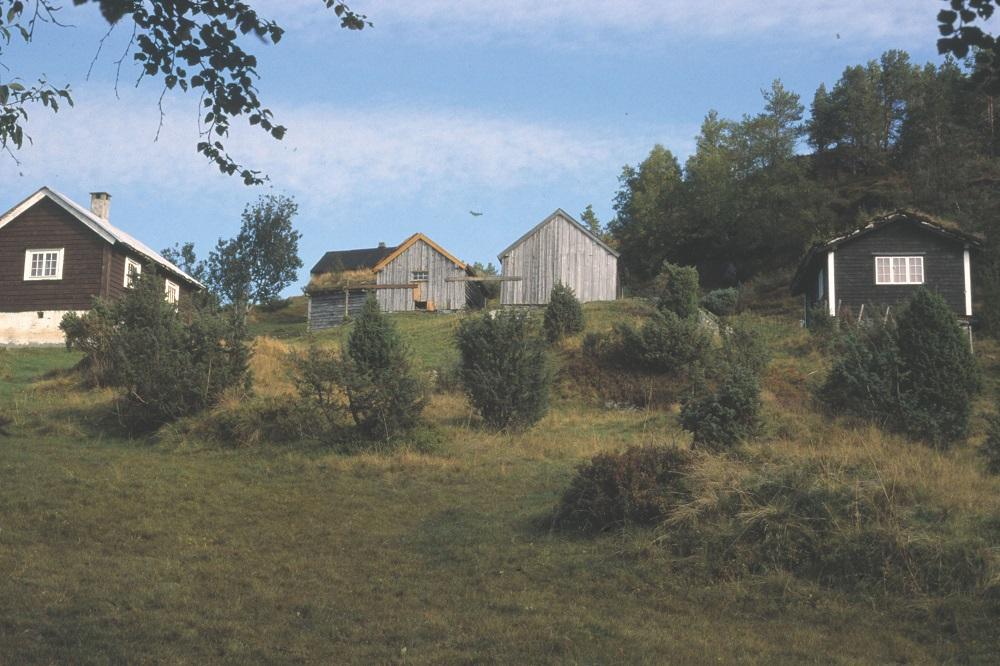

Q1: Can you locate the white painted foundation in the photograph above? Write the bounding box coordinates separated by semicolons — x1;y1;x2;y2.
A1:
0;310;83;346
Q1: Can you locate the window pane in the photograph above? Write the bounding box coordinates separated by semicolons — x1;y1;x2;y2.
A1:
892;257;907;283
876;257;890;283
909;257;923;283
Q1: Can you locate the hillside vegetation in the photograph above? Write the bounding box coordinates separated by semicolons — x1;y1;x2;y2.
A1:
0;296;998;663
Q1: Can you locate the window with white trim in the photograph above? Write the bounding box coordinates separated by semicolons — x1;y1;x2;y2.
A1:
23;248;64;280
124;257;142;288
164;279;180;305
875;256;923;285
411;270;429;281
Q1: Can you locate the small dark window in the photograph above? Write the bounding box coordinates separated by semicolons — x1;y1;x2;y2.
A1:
37;311;44;319
415;300;428;310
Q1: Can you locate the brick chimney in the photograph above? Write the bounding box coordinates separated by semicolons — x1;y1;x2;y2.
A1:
90;192;111;221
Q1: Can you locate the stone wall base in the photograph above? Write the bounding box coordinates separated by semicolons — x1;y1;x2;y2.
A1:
0;310;82;346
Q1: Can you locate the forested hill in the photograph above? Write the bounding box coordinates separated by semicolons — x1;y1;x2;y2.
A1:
606;49;1000;319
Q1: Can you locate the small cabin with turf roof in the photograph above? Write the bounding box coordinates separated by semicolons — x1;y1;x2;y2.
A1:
791;209;983;323
0;187;204;346
306;233;483;330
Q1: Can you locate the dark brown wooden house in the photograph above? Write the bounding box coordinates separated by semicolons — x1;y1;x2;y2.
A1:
0;187;203;345
791;210;983;323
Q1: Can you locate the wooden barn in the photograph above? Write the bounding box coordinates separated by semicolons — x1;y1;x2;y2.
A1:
790;209;983;323
306;233;483;330
498;209;619;305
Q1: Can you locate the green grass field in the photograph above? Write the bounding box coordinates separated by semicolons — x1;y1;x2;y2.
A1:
1;299;998;664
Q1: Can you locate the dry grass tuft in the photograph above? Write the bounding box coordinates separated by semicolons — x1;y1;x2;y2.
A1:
250;336;296;396
305;269;377;291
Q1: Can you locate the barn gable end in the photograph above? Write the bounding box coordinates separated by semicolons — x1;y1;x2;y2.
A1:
498;209;619;305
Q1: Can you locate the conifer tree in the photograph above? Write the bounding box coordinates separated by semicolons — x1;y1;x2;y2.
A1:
544;283;585;342
895;289;979;446
343;296;425;439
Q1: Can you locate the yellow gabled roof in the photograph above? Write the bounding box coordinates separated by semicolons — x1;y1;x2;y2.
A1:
372;232;466;272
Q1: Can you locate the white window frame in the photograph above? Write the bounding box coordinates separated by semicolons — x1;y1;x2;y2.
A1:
875;256;924;285
124;257;142;288
23;248;64;281
164;279;180;306
411;270;429;281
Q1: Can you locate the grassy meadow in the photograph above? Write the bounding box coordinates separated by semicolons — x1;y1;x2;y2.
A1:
0;298;998;664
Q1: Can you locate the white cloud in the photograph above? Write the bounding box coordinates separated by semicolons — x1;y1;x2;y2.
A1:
256;0;935;47
0;90;686;206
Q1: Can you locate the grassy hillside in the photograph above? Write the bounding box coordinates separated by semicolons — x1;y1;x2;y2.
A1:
1;299;998;663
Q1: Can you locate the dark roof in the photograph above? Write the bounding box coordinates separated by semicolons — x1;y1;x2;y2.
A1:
790;209;984;294
311;245;397;274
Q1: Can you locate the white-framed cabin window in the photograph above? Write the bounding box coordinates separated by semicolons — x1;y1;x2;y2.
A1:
875;256;923;285
411;270;429;281
164;279;180;306
124;257;142;287
23;248;64;280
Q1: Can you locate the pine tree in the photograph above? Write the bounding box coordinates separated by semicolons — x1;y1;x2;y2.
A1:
895;289;979;446
456;310;550;430
543;283;585;342
343;296;425;439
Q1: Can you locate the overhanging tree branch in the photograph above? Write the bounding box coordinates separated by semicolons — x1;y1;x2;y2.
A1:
0;0;370;184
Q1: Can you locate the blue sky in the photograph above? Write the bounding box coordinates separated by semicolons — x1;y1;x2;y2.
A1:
1;1;949;290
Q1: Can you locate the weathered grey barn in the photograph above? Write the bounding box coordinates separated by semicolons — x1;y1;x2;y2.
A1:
498;209;619;305
790;209;982;322
306;233;483;330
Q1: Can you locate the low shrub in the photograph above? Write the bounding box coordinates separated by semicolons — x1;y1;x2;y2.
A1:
60;302;117;385
653;261;700;318
292;297;426;442
591;311;711;375
456;309;550;431
680;365;761;450
189;395;320;447
818;321;900;425
819;290;979;447
543;283;585;342
894;289;980;446
806;302;836;335
980;409;1000;475
343;297;426;439
665;460;992;595
720;316;771;377
61;270;251;431
553;445;693;532
701;288;739;317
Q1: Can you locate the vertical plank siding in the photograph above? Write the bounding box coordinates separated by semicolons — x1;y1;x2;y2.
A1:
500;213;618;305
375;239;469;312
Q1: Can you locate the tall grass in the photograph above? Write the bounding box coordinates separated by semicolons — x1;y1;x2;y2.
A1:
1;300;999;662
